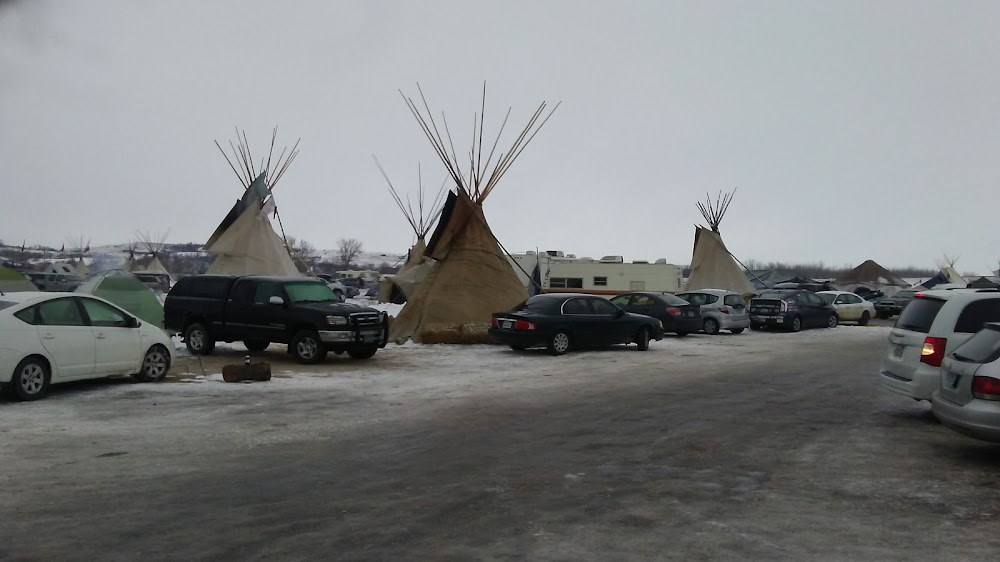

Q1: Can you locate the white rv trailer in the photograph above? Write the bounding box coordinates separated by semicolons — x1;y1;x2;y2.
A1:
507;250;684;295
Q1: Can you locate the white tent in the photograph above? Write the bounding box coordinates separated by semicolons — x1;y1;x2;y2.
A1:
683;191;755;295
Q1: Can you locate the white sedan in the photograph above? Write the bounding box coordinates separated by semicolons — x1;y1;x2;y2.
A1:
818;291;876;326
0;292;172;401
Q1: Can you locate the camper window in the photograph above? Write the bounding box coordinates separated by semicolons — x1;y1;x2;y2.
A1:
550;277;583;289
594;277;608;287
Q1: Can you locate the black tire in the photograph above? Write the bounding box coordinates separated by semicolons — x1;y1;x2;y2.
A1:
749;323;761;331
730;328;745;334
788;316;803;333
347;347;378;360
635;327;650;351
11;357;49;401
510;345;526;351
703;318;720;335
291;330;327;364
548;330;571;356
827;314;838;329
184;323;215;356
675;331;689;337
244;339;270;353
859;311;871;326
878;311;890;320
132;345;171;383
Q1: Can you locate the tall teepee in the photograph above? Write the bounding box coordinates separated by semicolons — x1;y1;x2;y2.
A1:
137;230;170;273
67;235;91;279
123;240;141;272
684;190;755;295
389;83;559;343
205;128;302;277
374;158;446;304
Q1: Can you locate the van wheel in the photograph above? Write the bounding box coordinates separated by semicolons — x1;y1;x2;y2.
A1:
184;323;215;356
789;316;802;332
548;331;571;355
859;311;871;326
132;345;171;382
291;330;327;364
11;357;49;401
244;339;269;353
635;327;650;351
703;318;720;335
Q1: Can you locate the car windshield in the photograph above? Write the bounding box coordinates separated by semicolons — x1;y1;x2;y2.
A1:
65;274;83;283
512;297;557;312
283;282;339;303
662;294;689;306
758;291;791;300
676;293;706;306
952;326;1000;363
895;290;917;299
820;294;836;304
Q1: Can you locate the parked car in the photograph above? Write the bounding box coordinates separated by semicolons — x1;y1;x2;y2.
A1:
749;289;838;332
875;289;918;319
818;291;876;325
853;287;885;301
932;322;1000;443
0;292;173;401
675;289;751;335
42;272;83;292
609;292;702;336
488;293;665;355
325;279;349;301
164;275;388;364
772;282;823;292
134;272;171;293
880;289;1000;400
318;275;360;298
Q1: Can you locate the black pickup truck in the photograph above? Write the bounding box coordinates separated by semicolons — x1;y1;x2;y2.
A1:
164;275;388;364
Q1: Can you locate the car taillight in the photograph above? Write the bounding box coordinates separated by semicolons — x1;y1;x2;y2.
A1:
491;317;499;328
781;300;795;312
920;337;947;367
972;376;1000;401
666;307;682;316
719;307;730;314
514;319;536;331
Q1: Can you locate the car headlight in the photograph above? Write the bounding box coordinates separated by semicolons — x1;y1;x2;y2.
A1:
326;315;348;326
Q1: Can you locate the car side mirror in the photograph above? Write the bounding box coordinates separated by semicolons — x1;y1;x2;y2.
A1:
617;308;627;317
128;316;140;328
269;296;285;306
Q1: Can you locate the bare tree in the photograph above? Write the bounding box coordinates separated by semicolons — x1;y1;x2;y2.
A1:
284;235;316;260
336;238;363;268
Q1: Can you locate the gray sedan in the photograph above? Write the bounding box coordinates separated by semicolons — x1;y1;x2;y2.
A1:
932;322;1000;443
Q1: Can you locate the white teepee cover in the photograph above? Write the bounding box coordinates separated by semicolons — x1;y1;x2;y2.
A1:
940;266;965;285
205;207;300;276
144;256;168;273
684;227;755;294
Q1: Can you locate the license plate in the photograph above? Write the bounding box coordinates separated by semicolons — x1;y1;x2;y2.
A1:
893;344;904;357
501;320;514;329
686;311;696;317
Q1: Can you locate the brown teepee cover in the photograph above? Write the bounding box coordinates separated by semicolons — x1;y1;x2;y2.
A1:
387;83;558;343
836;259;907;287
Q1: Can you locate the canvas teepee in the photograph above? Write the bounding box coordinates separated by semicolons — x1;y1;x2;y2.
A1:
374;159;446;304
123;240;141;272
389;83;559;343
205;128;302;277
683;190;755;295
67;235;90;279
912;254;966;290
137;230;170;274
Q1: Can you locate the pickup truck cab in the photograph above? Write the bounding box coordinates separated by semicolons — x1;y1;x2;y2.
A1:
164;275;388;364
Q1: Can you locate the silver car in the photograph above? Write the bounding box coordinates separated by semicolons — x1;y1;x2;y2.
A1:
675;289;751;335
932;322;1000;443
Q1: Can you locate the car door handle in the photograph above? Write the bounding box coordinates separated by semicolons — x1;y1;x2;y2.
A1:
42;334;55;340
95;334;106;340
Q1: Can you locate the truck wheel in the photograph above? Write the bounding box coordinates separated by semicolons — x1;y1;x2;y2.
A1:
244;339;269;353
291;330;327;364
347;347;378;360
859;311;871;326
185;323;215;356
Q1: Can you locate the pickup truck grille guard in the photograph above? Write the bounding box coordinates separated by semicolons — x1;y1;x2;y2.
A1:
349;311;390;347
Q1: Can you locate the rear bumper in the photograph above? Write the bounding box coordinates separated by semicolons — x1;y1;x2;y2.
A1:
749;313;792;327
717;315;751;329
879;364;939;400
488;329;550;348
932;391;1000;443
669;317;702;333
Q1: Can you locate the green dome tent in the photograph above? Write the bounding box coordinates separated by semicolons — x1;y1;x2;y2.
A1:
0;265;38;293
75;270;166;333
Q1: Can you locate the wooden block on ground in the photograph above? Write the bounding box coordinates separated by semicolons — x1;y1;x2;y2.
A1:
222;362;272;383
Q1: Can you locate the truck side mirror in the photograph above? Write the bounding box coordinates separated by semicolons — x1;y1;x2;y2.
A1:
268;296;285;306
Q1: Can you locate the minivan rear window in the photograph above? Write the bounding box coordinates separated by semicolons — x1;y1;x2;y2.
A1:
952;325;1000;363
895;297;945;333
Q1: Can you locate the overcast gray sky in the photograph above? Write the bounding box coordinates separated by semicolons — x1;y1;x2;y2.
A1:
2;1;998;271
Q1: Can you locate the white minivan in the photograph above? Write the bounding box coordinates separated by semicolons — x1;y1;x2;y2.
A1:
879;289;1000;400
